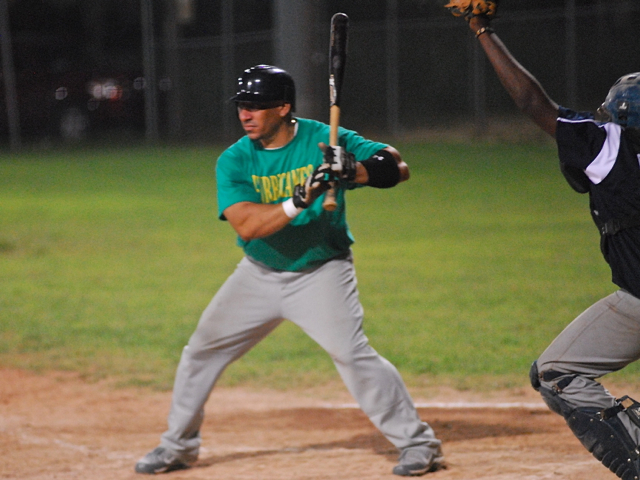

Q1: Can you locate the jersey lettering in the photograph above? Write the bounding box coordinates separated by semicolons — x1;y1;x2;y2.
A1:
251;164;314;204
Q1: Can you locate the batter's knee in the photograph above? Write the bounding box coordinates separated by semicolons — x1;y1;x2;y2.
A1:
327;339;374;367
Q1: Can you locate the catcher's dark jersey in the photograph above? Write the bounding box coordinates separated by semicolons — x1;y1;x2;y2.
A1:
557;107;640;298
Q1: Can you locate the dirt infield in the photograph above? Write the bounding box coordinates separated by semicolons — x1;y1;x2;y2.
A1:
1;368;620;480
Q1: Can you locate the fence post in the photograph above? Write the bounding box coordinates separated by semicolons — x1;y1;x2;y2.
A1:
141;0;159;142
565;0;577;107
386;0;399;136
0;0;20;150
221;0;235;141
471;30;486;136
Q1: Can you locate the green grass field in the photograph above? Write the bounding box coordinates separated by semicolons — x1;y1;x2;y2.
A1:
0;140;630;391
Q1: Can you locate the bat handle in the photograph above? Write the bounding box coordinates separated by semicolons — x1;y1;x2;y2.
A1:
322;106;341;211
323;184;338;211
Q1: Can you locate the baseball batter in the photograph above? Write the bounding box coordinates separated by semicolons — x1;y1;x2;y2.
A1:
134;65;443;477
447;2;640;479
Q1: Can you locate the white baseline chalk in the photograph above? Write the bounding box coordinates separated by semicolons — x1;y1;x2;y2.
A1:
324;402;547;410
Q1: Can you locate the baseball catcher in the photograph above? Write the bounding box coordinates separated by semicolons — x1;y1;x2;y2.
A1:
447;2;640;479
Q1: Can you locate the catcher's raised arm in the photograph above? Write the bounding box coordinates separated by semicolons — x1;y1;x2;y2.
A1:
445;0;559;138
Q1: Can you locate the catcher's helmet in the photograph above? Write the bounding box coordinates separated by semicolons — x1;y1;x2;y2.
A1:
232;65;296;111
600;73;640;128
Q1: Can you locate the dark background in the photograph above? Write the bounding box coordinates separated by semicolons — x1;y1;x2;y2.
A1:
1;0;639;148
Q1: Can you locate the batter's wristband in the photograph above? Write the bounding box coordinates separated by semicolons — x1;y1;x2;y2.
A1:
282;198;303;218
360;149;400;188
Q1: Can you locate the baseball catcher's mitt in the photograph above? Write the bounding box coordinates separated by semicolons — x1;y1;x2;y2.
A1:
445;0;499;19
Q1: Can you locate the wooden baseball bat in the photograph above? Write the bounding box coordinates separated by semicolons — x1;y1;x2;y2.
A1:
323;12;349;211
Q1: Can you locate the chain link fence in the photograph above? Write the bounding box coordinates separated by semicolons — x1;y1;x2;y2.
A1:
174;2;640;143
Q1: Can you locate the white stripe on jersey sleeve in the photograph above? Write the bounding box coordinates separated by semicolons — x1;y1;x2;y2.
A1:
584;122;621;184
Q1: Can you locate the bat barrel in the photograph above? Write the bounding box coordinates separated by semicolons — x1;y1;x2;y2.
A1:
329;13;349;108
323;12;349;213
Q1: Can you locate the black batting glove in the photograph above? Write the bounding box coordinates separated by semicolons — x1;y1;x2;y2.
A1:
292;163;336;209
319;143;357;182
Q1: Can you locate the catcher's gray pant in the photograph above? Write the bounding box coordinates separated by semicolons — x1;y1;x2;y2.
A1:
159;254;441;458
537;289;640;443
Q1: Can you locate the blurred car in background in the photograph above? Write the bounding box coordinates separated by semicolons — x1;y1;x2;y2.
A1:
53;70;146;140
0;69;146;143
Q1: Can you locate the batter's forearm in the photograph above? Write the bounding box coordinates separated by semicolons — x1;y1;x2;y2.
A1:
353;147;409;186
386;146;409;183
224;201;293;241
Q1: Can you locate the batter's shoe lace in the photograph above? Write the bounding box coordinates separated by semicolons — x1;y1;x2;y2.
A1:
392;446;444;477
134;446;195;474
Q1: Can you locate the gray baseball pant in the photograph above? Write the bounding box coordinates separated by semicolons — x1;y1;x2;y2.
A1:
537;289;640;442
159;254;441;458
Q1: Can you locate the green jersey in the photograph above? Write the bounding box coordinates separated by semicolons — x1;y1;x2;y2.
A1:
216;117;386;271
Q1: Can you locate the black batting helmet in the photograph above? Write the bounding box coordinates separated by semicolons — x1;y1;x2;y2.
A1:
232;65;296;111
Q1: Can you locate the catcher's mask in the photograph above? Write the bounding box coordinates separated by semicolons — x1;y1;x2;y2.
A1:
597;72;640;128
231;65;296;111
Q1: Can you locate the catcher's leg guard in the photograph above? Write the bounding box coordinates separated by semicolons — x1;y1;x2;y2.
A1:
566;405;640;480
536;370;640;480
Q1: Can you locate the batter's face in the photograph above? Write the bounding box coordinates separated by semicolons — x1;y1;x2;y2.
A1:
237;102;292;148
